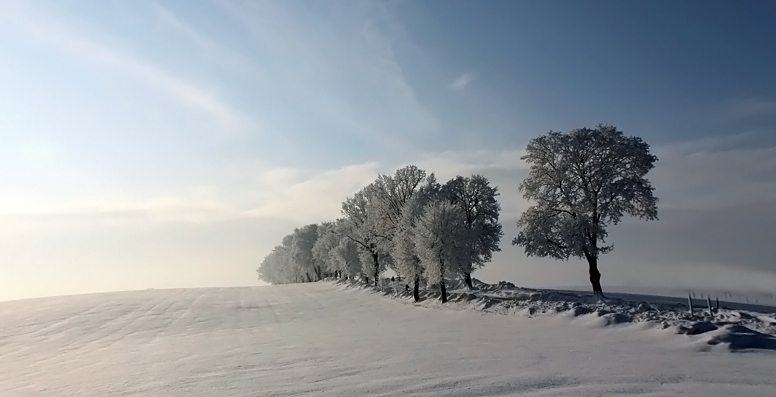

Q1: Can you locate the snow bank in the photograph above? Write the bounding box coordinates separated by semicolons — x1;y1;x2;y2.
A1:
336;277;776;352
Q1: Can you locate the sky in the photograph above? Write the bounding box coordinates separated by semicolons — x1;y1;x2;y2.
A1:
1;0;775;301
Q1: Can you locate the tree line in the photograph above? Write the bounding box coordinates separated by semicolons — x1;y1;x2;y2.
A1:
257;166;504;303
259;125;659;300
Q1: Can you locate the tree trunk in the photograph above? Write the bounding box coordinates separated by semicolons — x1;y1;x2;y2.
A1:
440;260;447;303
440;280;447;303
364;276;369;284
586;255;604;297
305;272;312;283
463;272;473;290
372;252;380;287
413;275;420;302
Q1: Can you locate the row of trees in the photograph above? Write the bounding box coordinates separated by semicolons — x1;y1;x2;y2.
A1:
257;166;504;303
259;125;659;298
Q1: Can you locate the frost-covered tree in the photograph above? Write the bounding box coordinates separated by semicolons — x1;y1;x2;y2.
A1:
414;201;473;303
341;183;385;286
512;125;658;296
443;175;503;289
257;247;284;284
369;165;435;278
257;235;296;284
332;237;362;279
312;221;342;278
392;180;441;301
372;166;428;235
290;224;319;281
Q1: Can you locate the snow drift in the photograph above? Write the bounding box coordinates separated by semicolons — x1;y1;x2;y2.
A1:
340;277;776;352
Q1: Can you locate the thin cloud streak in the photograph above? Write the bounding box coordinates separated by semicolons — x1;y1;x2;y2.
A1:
2;4;249;132
150;3;253;74
219;1;438;157
448;73;475;90
723;98;776;120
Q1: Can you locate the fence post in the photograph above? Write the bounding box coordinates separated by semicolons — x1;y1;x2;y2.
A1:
707;296;714;318
688;293;694;317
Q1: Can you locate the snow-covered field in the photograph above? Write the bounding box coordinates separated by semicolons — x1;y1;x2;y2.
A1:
2;283;775;396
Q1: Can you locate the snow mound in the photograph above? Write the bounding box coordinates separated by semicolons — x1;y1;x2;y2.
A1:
334;277;776;352
676;321;718;335
704;325;776;351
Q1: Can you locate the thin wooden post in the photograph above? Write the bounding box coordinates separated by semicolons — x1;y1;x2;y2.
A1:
707;296;714;318
688;293;694;317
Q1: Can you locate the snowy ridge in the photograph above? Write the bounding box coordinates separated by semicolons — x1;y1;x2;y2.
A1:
335;278;776;351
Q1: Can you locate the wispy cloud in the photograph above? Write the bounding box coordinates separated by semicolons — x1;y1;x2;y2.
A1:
243;163;380;224
722;98;776;120
150;3;252;74
2;4;248;132
651;137;776;210
448;73;475;90
219;1;438;155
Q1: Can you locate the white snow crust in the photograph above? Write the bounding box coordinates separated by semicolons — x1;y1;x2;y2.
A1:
363;278;776;351
1;283;775;396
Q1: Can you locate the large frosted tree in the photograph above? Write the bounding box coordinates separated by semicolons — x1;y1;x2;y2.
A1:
371;165;433;273
414;201;472;303
290;224;319;281
443;175;503;289
312;221;341;278
512;125;658;297
392;180;441;302
341;167;432;287
341;184;385;286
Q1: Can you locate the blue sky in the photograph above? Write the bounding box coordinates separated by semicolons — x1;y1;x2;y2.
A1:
1;0;775;301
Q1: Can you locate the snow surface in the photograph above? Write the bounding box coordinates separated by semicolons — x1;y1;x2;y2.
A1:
368;278;776;350
2;283;775;396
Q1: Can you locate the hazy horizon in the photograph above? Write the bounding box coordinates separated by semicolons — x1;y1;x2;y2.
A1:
2;1;776;301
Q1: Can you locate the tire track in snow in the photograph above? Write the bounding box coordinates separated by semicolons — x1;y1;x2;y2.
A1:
92;291;192;351
13;300;111;341
159;288;212;337
57;290;184;352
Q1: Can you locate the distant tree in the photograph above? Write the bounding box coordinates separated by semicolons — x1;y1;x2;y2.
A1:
414;201;473;303
332;237;363;279
312;221;342;278
257;248;283;284
512;125;658;297
290;224;319;281
443;175;503;289
257;235;295;284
